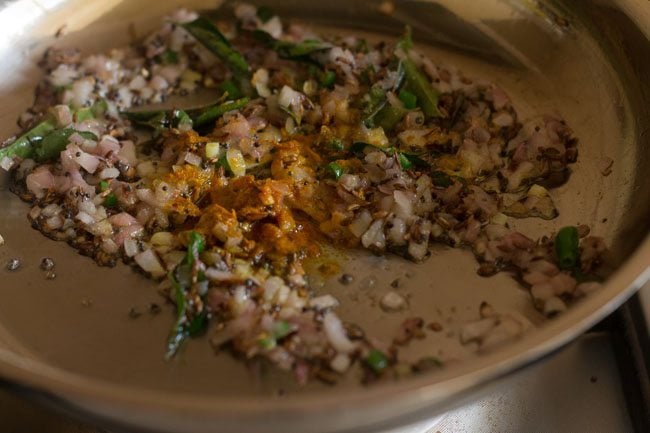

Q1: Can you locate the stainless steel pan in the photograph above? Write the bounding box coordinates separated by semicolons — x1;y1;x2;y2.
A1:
0;0;648;432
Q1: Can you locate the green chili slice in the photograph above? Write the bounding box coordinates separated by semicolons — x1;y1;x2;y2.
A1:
103;193;118;208
366;349;389;373
326;161;344;180
555;226;580;269
319;70;337;88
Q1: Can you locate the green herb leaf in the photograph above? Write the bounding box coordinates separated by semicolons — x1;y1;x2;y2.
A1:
402;58;441;118
398;89;418;109
188;311;209;337
399;152;429;169
431;170;453;188
396;27;441;118
253;30;331;62
165;272;188;359
172;109;193;129
328;138;344;151
34;129;98;162
74;107;95;122
256;5;275;23
359;65;375;86
160;49;179;64
218;79;242;99
186;231;206;266
0;119;57;161
192;97;250;127
165;232;210;358
124;98;249;133
363;86;389;128
91;99;109;118
123;110;169;135
397;26;414;52
374;103;408;131
356;38;370;54
363;62;405;127
182;16;250;77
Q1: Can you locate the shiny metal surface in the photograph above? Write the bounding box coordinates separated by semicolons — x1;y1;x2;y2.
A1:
0;1;648;432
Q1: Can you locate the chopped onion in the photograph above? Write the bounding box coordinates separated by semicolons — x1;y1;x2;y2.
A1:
278;85;302;110
41;203;61;217
460;318;497;344
309;294;339;310
380;291;407;312
136;161;156;178
75;151;101;174
330;353;351;373
226;148;246;177
543;296;567;315
205;142;221;160
150;231;175;247
0;156;16;171
134;249;166;278
184;152;202;166
323;312;356;354
78;199;97;215
118;140;137;165
75;211;96;225
124;238;139;257
349;209;372;237
252;69;271;98
101;239;119;254
45;215;63;230
361;219;386;249
99;167;120;179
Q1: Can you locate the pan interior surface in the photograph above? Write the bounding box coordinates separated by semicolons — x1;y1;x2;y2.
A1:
0;0;648;432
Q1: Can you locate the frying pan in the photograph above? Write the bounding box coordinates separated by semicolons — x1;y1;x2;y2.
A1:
0;0;648;432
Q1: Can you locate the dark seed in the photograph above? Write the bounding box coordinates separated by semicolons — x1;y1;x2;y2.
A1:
477;263;499;277
315;368;338;385
128;307;142;319
343;322;365;340
339;273;354;285
412;357;443;373
6;258;20;271
40;257;55;271
148;303;162;315
390;278;401;288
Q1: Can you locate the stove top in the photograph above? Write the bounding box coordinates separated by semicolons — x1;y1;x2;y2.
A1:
2;288;648;433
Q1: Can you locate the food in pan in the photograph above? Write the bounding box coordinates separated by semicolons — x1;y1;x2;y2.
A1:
0;4;605;383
